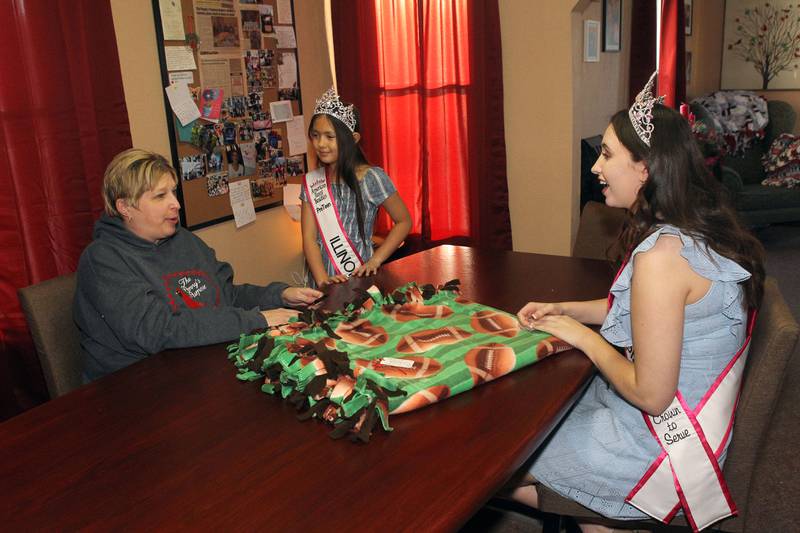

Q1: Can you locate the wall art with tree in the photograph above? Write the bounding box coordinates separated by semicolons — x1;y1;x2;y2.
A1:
722;1;800;90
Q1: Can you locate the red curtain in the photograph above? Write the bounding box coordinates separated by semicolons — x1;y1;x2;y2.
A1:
628;0;657;106
658;0;686;108
0;0;132;411
628;0;685;109
331;0;511;249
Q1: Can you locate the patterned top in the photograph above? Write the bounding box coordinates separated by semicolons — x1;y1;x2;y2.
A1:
300;166;397;282
528;225;751;520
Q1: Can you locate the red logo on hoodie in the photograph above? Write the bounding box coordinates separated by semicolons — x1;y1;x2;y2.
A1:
162;270;221;311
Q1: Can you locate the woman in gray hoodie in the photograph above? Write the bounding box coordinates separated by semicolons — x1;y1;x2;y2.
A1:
74;148;321;381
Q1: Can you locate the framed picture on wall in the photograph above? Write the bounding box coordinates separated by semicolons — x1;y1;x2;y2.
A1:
584;20;600;62
722;1;800;90
602;0;621;52
685;0;693;35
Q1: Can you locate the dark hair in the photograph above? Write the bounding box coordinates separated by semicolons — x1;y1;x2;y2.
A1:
610;105;765;309
309;107;370;242
226;145;242;164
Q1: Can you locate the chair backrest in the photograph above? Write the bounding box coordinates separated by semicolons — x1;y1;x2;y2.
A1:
719;277;800;532
17;273;82;399
764;100;798;146
572;200;626;261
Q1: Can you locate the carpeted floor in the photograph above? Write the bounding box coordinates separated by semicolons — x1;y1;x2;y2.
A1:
757;223;800;318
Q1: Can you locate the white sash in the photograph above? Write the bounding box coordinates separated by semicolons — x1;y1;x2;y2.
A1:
303;167;364;276
626;311;756;532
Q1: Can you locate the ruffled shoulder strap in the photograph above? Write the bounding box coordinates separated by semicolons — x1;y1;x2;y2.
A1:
601;225;751;346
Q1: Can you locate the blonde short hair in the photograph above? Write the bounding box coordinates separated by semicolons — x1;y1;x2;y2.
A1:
102;148;178;217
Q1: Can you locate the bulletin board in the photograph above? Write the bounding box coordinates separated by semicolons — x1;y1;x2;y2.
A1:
152;0;307;230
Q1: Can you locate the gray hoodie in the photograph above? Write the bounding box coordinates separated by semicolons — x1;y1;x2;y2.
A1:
74;214;288;381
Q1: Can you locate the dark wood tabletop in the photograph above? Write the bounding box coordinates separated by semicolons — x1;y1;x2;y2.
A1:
0;245;614;532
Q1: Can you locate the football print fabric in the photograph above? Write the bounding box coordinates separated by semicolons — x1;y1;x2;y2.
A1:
228;282;572;442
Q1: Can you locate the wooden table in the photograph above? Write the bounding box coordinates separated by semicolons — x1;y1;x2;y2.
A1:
0;246;614;531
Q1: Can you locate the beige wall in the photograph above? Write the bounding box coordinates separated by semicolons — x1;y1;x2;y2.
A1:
501;0;629;256
685;0;724;100
109;0;333;286
500;1;575;256
574;0;631;140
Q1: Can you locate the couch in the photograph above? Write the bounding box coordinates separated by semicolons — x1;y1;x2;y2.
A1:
691;99;800;226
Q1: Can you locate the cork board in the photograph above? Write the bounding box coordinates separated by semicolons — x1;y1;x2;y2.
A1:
153;0;307;229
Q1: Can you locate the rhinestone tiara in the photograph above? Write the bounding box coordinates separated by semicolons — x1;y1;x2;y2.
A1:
628;71;665;147
313;87;356;132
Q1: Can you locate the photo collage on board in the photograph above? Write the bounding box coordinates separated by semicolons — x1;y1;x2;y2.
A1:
163;0;306;214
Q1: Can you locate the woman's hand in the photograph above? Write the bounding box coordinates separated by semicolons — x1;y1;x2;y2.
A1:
353;258;381;277
528;314;599;354
319;274;348;286
281;287;323;306
517;301;565;329
261;308;301;326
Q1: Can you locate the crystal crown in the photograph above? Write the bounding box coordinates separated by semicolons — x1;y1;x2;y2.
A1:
313;87;356;132
629;71;665;147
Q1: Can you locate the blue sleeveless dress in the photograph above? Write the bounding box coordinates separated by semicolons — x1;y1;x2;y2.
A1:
528;225;751;519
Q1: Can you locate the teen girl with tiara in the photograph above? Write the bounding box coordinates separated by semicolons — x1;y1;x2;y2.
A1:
510;73;765;531
300;88;411;287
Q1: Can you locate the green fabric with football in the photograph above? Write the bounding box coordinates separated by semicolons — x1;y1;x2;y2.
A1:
227;281;572;442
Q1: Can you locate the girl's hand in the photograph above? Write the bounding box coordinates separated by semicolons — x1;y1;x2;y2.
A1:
281;287;324;306
319;274;348;286
528;314;598;353
261;308;301;326
517;301;565;329
353;258;381;277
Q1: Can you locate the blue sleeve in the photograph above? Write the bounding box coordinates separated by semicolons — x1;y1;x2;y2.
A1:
362;167;397;207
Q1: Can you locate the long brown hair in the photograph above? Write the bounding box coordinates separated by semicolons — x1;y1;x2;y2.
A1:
610;105;765;308
309;106;370;243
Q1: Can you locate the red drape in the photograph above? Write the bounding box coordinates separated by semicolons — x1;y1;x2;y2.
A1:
0;0;132;411
331;0;511;249
629;0;685;108
629;0;657;106
658;0;686;108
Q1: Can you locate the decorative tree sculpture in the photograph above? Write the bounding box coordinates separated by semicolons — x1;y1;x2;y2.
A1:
727;3;800;89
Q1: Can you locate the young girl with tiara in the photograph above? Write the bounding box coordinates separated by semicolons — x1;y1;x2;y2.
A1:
300;88;411;287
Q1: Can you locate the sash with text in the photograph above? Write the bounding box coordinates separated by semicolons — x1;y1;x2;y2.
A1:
303;168;364;276
626;310;756;531
607;259;755;531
